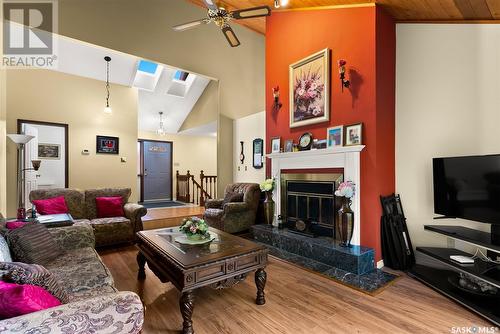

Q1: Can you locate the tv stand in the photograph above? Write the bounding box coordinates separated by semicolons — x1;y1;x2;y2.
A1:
408;225;500;326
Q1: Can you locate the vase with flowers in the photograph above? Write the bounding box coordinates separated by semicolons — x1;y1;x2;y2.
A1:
335;181;356;247
179;217;210;241
260;178;276;225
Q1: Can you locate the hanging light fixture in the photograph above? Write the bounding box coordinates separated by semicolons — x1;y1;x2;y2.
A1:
156;111;166;136
104;56;112;114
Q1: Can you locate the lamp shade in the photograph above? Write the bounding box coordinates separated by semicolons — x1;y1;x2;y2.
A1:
7;134;35;145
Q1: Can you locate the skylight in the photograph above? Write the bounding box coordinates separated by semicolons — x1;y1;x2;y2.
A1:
174;70;189;82
132;60;163;91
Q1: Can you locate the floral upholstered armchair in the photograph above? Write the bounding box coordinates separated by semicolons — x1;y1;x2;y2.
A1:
203;183;261;233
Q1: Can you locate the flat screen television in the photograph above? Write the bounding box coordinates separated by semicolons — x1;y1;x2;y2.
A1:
433;154;500;225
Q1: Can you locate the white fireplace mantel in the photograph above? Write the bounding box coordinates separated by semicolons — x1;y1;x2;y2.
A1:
267;145;365;246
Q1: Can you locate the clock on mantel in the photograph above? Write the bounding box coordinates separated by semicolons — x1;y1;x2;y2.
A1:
298;133;313;151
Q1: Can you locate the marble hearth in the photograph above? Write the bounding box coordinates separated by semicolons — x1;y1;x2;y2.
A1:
252;225;374;275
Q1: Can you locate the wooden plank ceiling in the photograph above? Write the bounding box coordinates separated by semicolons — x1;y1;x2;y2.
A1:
185;0;500;34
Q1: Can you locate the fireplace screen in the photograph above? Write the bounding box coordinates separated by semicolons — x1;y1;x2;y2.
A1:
281;173;343;237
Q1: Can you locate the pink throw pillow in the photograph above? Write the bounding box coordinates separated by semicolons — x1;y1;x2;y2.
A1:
0;281;61;319
32;196;69;215
6;221;28;230
95;196;124;218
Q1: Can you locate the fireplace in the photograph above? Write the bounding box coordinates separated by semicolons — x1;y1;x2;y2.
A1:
280;172;343;237
268;145;364;245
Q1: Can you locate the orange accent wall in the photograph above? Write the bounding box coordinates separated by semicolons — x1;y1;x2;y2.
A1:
265;5;395;262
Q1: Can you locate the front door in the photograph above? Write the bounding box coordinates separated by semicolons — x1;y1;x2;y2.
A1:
142;140;172;201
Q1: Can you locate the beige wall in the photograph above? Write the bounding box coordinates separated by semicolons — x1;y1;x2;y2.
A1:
218;114;233;197
180;80;219;132
233;111;265;184
396;24;499;251
57;0;265;121
138;131;217;200
6;69;138;216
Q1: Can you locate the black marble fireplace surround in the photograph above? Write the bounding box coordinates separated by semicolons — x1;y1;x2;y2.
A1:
251;225;398;294
249;171;398;294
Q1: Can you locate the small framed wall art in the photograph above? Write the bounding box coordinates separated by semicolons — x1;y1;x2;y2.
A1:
96;135;119;154
327;126;343;148
344;123;363;146
271;137;281;153
38;143;61;159
253;138;263;169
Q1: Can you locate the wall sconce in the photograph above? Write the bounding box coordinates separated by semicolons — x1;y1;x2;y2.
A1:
272;86;282;112
338;59;350;92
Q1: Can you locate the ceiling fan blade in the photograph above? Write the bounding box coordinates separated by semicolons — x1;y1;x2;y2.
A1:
222;25;241;47
172;19;208;32
203;0;219;11
231;6;271;20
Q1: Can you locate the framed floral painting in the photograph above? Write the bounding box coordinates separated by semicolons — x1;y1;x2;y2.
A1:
289;48;330;128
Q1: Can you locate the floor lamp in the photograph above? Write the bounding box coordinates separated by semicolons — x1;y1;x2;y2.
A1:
7;134;40;220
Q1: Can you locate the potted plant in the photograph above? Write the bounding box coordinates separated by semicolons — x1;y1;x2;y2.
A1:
260;178;275;225
334;181;356;247
179;217;210;241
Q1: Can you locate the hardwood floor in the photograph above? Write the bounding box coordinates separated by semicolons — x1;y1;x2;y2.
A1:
100;245;491;334
142;206;205;230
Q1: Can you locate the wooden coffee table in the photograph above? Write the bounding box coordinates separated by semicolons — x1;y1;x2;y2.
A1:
136;227;268;334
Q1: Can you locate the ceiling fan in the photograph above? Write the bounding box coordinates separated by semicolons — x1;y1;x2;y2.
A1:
172;0;271;47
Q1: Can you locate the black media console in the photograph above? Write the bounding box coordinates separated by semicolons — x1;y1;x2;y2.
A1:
408;225;500;326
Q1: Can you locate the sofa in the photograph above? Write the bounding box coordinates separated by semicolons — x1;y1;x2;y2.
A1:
29;188;147;248
0;223;144;333
204;183;261;234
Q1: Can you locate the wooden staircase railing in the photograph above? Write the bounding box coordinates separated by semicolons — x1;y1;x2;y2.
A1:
176;170;217;206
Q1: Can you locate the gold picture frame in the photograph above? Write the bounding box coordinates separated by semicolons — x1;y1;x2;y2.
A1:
289;48;330;128
344;123;363;146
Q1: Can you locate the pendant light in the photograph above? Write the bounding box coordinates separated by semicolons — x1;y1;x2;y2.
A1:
156;111;166;136
104;56;112;114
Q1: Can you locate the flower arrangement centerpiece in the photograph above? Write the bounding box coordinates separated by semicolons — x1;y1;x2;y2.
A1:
260;178;276;225
334;181;356;247
293;69;325;120
179;217;210;241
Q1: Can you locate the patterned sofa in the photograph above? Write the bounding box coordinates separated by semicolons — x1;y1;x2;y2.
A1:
29;188;147;248
0;223;144;333
204;183;261;234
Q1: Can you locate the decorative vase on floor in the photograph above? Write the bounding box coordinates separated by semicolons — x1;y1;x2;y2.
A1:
337;197;354;247
263;191;275;225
